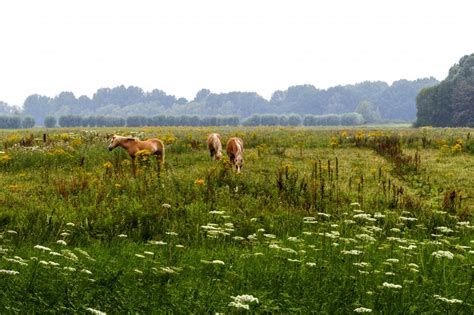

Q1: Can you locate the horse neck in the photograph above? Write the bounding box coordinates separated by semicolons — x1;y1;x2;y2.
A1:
118;140;134;152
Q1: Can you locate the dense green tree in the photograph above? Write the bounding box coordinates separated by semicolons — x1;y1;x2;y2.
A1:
416;53;474;127
59;115;83;127
0;116;21;129
356;101;381;123
21;116;35;128
44;116;57;128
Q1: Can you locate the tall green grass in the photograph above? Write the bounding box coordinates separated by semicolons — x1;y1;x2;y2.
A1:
0;127;472;313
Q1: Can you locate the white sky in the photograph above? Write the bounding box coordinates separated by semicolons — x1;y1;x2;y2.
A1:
0;0;473;106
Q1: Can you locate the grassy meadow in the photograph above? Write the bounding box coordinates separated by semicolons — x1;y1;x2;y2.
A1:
0;126;473;314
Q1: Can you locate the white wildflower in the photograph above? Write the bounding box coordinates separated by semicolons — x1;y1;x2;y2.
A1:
3;257;28;266
56;240;67;246
134;268;143;274
117;234;127;238
354;307;372;313
367;225;382;232
399;216;417;222
247;234;257;240
382;282;402;289
7;230;18;235
149;240;167;245
160;267;177;274
161;203;171;209
317;212;331;218
66;222;75;227
399;244;417;250
342;250;363;256
34;245;52;252
433;294;463;304
233;236;245;241
81;269;92;275
228;301;249;310
0;269;19;275
288;236;300;242
86;307;106;315
166;231;178;236
386;258;399;263
135;254;145;259
432;250;454;259
280;247;298;254
257;228;265;232
64;267;76;272
306;262;316;267
232;294;259;304
435;226;453;233
212;260;225;265
209;210;225;215
356;234;376;242
61;250;79;261
144;251;154;256
353;262;370;268
350;202;360;207
175;244;185;248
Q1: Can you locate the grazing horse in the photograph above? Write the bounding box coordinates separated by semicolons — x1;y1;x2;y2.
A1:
108;135;165;175
207;133;223;160
226;137;244;173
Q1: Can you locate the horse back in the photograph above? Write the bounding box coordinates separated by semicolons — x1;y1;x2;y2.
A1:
226;137;243;155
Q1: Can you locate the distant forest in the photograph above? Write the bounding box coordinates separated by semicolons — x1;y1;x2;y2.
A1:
0;78;438;127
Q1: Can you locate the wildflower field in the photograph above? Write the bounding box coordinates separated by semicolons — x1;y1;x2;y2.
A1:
0;126;473;314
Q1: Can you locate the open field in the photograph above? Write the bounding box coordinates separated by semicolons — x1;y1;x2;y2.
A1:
0;126;473;313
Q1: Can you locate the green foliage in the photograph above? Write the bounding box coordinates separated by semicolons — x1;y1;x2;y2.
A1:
0;116;21;129
356;101;381;123
21;116;35;129
44;116;57;128
59;115;83;127
0;127;472;313
416;53;474;127
16;79;438;126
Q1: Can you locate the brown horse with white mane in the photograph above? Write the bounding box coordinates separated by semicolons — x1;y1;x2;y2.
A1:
108;135;165;175
226;137;244;173
207;133;223;160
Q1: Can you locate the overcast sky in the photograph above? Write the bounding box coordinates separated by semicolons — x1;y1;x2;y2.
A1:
0;0;473;106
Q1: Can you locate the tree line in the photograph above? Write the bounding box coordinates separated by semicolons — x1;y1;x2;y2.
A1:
0;113;365;128
0;115;35;129
0;78;439;127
